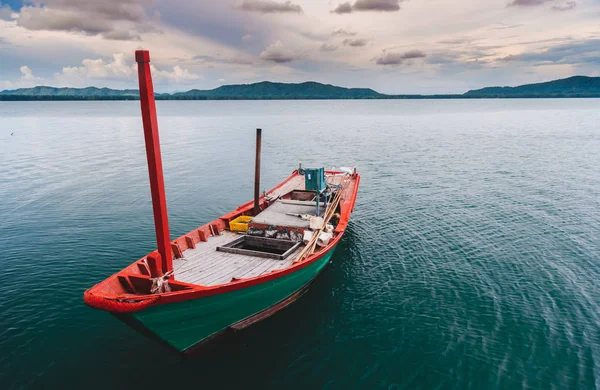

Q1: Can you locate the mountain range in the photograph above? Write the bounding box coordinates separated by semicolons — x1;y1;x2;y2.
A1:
1;76;599;100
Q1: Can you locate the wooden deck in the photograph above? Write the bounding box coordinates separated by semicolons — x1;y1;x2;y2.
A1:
173;230;301;286
171;173;347;287
267;174;305;199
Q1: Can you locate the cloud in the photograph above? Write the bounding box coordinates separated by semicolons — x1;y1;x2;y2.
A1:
238;0;303;14
507;0;576;10
375;49;426;65
426;53;461;65
332;3;353;14
15;0;153;40
499;39;600;65
192;55;254;65
500;54;521;61
59;53;136;80
55;53;201;85
20;66;42;81
332;0;402;14
438;38;473;45
0;55;202;91
242;33;253;41
354;0;401;11
320;43;338;52
552;1;576;10
508;0;549;5
0;4;16;21
343;38;369;47
260;41;298;63
332;29;357;36
150;65;201;83
0;65;45;90
489;23;523;30
102;30;142;41
18;6;112;35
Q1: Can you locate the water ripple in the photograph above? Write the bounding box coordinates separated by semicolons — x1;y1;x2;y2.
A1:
1;100;599;389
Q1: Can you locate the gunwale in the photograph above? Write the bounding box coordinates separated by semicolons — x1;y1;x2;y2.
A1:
84;169;360;311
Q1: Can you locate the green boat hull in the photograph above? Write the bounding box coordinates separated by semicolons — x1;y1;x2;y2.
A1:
124;246;337;352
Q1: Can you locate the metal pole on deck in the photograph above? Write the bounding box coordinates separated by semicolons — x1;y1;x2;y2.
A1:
254;128;262;215
135;50;173;274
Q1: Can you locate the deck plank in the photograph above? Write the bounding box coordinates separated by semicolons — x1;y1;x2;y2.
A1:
172;175;308;286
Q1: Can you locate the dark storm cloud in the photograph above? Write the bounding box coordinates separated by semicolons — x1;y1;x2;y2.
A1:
375;49;426;65
343;38;369;47
15;0;154;40
332;0;402;14
238;0;303;14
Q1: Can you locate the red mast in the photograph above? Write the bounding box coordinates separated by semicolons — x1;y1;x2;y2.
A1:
135;50;173;274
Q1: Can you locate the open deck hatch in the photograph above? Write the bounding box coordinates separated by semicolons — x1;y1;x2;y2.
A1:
216;236;301;260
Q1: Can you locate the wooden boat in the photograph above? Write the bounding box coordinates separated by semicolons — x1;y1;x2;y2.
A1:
83;50;361;354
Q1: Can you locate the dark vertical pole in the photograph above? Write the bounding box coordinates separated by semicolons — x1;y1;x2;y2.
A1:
316;177;320;216
254;128;262;215
135;50;173;274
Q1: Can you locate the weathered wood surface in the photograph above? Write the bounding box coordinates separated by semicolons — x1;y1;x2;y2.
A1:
252;199;324;229
172;173;344;287
173;231;301;286
267;175;305;200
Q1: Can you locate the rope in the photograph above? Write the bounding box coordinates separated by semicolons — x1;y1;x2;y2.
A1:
150;270;174;294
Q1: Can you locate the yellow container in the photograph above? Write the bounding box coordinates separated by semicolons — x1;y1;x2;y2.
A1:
229;215;253;232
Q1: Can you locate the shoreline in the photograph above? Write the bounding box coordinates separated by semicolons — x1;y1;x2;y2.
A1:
2;94;599;101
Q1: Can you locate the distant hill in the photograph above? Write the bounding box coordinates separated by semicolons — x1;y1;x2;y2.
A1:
1;77;599;100
0;81;383;101
0;86;140;98
172;81;383;99
464;76;600;97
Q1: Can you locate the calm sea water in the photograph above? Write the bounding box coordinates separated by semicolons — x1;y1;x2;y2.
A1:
1;100;599;389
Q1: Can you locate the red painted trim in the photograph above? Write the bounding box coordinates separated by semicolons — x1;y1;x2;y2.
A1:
84;289;160;312
185;235;195;249
84;170;360;312
135;50;173;274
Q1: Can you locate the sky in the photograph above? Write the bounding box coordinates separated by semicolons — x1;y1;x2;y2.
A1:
0;0;599;94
